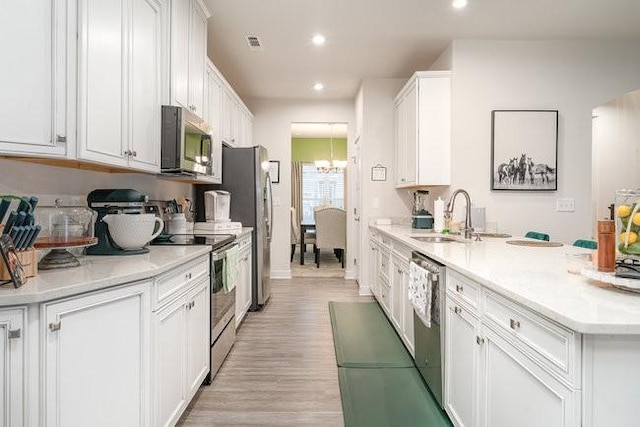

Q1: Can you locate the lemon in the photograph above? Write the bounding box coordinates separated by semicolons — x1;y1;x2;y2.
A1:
618;205;632;218
633;213;640;226
620;231;638;245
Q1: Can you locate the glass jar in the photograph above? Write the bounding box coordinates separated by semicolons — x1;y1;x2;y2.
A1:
34;200;96;248
614;189;640;260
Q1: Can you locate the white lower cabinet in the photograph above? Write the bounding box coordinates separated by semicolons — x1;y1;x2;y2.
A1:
43;280;152;427
236;235;253;328
368;238;380;297
445;297;480;427
479;326;578;427
0;308;26;427
444;270;581;427
153;276;210;427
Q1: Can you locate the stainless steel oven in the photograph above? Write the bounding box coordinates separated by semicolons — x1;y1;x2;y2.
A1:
207;240;238;382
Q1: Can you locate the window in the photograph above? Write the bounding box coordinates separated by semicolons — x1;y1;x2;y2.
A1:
301;163;344;223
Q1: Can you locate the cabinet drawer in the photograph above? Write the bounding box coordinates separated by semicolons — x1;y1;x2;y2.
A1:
379;248;391;282
379;276;391;314
237;235;252;251
154;256;210;310
446;270;480;313
483;290;580;384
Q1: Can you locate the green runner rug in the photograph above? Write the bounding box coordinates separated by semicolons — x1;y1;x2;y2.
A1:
328;301;414;368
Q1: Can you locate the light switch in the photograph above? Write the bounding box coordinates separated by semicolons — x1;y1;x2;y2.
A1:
556;198;575;212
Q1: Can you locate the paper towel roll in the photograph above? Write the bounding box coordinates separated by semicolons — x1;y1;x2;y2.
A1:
434;197;445;232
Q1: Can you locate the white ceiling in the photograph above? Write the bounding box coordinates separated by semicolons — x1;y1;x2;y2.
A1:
204;0;640;100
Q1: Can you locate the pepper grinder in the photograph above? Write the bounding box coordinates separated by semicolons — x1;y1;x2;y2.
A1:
597;219;615;272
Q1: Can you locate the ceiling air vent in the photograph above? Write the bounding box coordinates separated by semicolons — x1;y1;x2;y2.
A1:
245;35;264;51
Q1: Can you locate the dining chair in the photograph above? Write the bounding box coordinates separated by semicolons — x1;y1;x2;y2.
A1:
314;206;346;268
525;231;550;241
573;239;597;250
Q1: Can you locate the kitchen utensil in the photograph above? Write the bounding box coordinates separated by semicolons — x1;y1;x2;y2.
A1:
0;199;10;223
14;211;27;227
3;211;18;234
25;225;41;249
102;213;164;250
28;196;38;211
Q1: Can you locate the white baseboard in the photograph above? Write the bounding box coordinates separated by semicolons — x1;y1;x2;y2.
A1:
270;269;292;279
358;285;372;296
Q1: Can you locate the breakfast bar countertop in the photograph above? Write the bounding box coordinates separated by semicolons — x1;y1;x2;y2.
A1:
0;245;212;306
373;224;640;335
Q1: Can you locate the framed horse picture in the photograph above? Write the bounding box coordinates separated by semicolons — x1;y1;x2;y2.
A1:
491;110;558;191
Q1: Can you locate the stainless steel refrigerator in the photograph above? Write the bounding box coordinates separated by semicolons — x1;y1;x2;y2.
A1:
194;145;273;310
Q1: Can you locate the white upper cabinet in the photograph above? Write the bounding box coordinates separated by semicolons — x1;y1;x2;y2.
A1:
394;71;451;187
170;0;209;119
77;0;165;173
0;1;71;157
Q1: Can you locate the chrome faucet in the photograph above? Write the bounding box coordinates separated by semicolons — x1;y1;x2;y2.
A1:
445;189;474;239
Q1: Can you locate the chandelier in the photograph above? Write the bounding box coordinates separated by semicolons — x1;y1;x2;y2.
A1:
315;123;347;173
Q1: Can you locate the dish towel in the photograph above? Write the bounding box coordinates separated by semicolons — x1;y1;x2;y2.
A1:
223;245;239;292
409;261;432;328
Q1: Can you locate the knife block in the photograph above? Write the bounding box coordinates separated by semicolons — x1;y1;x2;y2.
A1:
0;248;38;281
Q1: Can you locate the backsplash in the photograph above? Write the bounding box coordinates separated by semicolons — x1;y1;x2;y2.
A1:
0;158;192;206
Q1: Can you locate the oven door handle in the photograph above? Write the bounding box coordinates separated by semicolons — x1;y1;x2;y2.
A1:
211;242;238;261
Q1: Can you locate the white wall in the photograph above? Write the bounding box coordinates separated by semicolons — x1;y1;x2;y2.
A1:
247;98;355;279
0;158;192;205
357;78;410;293
427;40;640;243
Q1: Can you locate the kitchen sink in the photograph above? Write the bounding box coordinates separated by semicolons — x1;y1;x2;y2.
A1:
411;236;458;243
477;232;512;238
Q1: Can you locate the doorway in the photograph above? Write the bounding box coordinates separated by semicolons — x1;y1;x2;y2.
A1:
290;122;348;277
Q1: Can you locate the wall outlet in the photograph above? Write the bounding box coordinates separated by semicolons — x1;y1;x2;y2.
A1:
556;198;575;212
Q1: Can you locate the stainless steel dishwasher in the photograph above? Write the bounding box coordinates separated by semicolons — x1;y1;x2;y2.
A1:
411;251;446;408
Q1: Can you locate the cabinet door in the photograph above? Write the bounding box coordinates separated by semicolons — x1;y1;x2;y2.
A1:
479;326;578;427
0;1;68;156
185;279;210;399
77;0;128;166
401;263;414;354
0;308;26;427
44;281;151;427
404;84;418;185
221;89;233;144
242;247;253;316
129;0;163;172
154;294;187;427
445;296;479;427
368;241;379;297
188;1;207;117
391;258;404;331
394;101;406;185
170;0;190;110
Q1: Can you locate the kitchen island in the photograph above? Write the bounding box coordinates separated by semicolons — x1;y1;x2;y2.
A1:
0;245;212;427
370;224;640;427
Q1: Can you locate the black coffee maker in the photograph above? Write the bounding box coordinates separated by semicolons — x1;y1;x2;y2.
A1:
86;189;149;255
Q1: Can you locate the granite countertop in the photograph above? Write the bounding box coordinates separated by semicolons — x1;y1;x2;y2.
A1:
373;225;640;335
0;246;212;306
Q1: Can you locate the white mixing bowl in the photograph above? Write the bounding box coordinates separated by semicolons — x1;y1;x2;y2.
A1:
102;213;164;250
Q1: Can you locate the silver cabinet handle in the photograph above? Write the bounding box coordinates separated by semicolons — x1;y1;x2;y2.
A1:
131;150;137;157
57;135;67;143
510;319;520;330
456;284;463;292
453;306;460;314
8;329;21;339
49;322;61;332
185;272;192;280
476;336;485;345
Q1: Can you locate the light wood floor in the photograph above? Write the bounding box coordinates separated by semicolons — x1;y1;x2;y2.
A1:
177;277;373;426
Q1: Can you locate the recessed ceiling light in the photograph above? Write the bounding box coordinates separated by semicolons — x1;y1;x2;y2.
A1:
313;83;324;91
312;34;326;45
452;0;467;9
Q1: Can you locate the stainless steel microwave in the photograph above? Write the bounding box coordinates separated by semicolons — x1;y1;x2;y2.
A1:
161;105;213;176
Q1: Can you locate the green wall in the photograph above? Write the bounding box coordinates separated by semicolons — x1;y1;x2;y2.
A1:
291;137;347;162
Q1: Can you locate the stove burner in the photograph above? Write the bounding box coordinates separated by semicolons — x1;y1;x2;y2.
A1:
151;233;235;251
